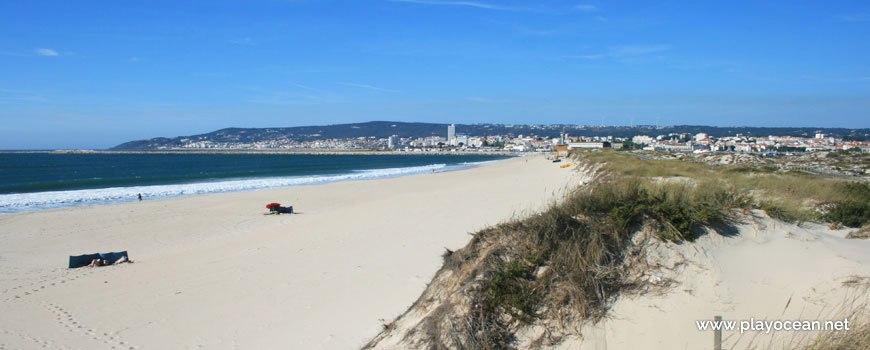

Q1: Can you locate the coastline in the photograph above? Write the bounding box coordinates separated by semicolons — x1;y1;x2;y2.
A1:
0;156;510;214
0;154;578;349
0;149;522;156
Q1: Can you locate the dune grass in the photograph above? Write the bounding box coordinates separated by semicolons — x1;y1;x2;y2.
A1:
447;164;755;349
799;324;870;350
578;150;870;228
468;152;869;349
369;151;868;350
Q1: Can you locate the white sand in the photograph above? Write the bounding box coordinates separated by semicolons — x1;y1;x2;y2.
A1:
575;214;870;350
0;155;579;350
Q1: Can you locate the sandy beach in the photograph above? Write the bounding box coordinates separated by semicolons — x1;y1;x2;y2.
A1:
0;154;579;349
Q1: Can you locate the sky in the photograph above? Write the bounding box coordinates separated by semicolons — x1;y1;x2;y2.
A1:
1;0;869;149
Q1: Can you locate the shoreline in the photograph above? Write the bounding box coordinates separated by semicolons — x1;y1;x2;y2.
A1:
0;154;579;349
0;149;523;156
0;154;516;215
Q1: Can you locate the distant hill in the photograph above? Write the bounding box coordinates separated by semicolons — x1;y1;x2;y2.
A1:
110;121;870;150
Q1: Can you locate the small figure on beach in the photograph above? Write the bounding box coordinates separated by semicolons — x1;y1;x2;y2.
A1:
138;193;143;201
87;255;132;267
266;202;293;214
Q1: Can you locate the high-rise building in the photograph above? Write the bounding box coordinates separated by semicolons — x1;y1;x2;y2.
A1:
388;135;398;149
447;124;456;145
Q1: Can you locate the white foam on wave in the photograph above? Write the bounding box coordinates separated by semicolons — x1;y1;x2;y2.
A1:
0;162;474;214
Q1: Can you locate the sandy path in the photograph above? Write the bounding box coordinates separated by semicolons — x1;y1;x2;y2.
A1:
0;154;578;350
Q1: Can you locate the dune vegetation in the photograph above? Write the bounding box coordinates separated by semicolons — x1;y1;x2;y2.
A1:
365;150;870;350
581;150;870;228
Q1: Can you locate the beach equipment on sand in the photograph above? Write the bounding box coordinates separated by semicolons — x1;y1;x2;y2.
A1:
266;203;293;214
68;251;129;268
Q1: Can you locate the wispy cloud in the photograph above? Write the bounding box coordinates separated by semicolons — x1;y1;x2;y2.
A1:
231;37;255;45
609;44;671;56
465;96;509;103
391;0;597;14
34;48;59;56
567;54;606;60
337;82;401;93
290;83;325;92
1;48;71;57
568;44;671;60
129;57;141;62
390;0;527;12
836;12;870;22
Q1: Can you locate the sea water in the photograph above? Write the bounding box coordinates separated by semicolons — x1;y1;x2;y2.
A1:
0;153;511;214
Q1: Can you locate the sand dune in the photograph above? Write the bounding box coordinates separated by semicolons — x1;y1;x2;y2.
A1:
575;215;870;350
0;155;579;349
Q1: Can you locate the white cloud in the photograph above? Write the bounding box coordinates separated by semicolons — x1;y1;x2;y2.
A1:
566;54;606;60
567;45;671;62
34;48;59;56
573;4;597;12
290;83;324;92
391;0;525;12
609;44;671;56
231;37;255;45
337;82;400;93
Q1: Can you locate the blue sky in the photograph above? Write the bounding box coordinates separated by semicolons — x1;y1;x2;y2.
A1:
1;0;869;149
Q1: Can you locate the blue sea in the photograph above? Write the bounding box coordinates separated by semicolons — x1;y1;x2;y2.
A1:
0;153;511;214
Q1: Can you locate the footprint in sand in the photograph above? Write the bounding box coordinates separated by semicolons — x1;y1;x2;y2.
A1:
43;302;138;349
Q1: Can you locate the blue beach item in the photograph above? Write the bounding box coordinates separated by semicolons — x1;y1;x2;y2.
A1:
68;251;129;268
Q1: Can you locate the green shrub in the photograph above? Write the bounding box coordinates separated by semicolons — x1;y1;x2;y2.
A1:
486;259;539;322
822;182;870;228
822;201;870;228
757;200;798;222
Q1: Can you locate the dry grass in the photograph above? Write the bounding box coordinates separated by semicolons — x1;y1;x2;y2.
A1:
417;160;752;349
800;323;870;350
726;279;870;350
846;224;870;240
364;152;869;350
577;150;870;227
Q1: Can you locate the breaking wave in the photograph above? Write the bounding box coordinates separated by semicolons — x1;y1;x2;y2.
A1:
0;162;476;214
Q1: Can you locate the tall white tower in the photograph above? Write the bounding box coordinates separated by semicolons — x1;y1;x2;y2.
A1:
447;124;456;145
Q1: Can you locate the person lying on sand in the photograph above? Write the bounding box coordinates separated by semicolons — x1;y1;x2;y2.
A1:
87;255;132;267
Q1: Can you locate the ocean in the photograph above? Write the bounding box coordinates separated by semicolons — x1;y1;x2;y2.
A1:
0;153;512;214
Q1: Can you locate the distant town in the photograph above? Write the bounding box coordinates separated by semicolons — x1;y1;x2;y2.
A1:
111;121;870;154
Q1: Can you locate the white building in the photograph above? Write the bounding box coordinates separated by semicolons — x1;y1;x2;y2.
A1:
456;134;468;146
388;135;398;149
632;135;653;145
568;142;605;149
447;124;456;146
